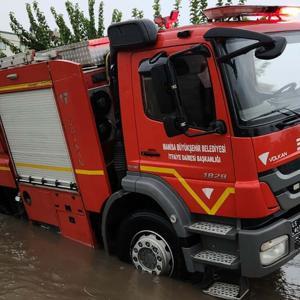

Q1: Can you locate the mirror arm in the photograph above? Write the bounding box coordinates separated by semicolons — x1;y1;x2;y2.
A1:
218;41;271;63
184;129;218;138
183;120;227;138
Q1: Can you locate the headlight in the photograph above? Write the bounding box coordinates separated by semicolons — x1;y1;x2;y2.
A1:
260;235;289;266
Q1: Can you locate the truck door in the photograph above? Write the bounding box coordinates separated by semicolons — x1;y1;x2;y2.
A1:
131;45;236;217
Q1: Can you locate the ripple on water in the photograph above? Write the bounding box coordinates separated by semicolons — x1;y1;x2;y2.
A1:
0;214;300;300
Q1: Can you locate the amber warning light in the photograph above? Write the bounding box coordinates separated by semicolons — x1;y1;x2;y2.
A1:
204;5;300;22
279;7;300;18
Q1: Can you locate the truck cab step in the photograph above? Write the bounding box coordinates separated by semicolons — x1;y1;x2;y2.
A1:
187;222;236;239
193;250;239;269
203;281;249;300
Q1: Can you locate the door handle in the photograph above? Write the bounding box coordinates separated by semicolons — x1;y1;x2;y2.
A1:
141;150;160;157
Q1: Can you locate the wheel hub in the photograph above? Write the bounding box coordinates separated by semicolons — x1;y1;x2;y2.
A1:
131;232;174;276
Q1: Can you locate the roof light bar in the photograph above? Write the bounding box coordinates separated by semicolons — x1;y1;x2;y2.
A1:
204;5;300;22
279;7;300;18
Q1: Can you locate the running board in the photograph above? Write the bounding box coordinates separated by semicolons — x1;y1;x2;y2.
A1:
193;250;240;269
203;281;249;300
187;222;236;239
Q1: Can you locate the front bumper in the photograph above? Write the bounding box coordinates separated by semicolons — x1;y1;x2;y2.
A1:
239;212;300;278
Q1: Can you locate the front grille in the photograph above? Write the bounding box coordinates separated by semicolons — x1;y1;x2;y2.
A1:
278;157;300;175
259;158;300;211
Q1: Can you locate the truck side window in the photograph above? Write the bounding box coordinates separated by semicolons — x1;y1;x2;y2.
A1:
142;76;162;119
141;76;175;120
140;54;215;129
172;54;216;129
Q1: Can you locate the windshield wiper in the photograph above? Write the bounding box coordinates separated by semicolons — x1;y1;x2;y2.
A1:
276;108;300;129
247;108;291;122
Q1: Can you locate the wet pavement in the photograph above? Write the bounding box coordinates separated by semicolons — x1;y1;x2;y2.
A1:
0;214;299;300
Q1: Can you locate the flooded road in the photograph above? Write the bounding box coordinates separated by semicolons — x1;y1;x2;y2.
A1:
0;214;299;300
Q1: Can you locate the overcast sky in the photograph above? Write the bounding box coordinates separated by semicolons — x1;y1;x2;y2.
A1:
1;0;300;33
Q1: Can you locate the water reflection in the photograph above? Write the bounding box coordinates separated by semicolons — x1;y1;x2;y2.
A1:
0;214;299;300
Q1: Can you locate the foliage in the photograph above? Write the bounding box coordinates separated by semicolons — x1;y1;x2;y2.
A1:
112;9;122;23
8;1;55;51
32;1;55;47
190;0;210;24
190;0;200;24
98;1;105;37
199;0;208;23
132;8;144;19
3;0;248;55
51;7;74;45
6;0;107;52
0;35;21;55
88;0;97;39
9;11;45;50
153;0;161;18
217;0;247;6
65;1;87;41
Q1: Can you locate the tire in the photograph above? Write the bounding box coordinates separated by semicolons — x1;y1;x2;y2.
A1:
117;211;186;278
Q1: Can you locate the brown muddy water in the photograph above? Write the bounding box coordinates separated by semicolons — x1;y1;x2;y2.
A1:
0;214;299;300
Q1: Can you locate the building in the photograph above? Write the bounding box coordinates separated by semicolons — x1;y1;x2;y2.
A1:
0;31;23;57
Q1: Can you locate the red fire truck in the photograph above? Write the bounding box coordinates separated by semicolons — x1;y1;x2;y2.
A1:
1;5;300;299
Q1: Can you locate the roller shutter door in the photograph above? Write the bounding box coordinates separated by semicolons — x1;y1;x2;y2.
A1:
0;88;76;188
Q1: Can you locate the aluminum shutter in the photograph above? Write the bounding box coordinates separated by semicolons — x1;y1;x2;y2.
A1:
0;88;76;188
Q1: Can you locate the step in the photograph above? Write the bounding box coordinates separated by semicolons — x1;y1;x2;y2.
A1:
193;250;239;269
203;282;249;300
187;222;236;239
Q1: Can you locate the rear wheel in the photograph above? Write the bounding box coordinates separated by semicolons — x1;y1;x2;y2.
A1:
117;211;186;278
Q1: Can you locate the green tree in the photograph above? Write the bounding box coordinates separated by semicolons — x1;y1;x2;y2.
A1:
9;11;45;50
173;0;182;27
226;0;233;5
10;1;55;50
216;0;224;6
98;1;105;37
239;0;247;4
88;0;97;39
26;3;39;38
199;0;208;23
65;1;87;41
132;8;144;19
6;1;97;52
111;9;122;23
32;1;55;47
0;35;21;57
153;0;161;18
190;0;201;24
51;7;74;44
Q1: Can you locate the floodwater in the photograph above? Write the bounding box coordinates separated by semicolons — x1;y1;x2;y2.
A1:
0;214;299;300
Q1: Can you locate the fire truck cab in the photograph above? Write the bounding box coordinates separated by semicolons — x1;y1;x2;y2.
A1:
1;5;300;299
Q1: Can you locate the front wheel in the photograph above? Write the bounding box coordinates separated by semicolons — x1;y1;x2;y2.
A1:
117;211;186;278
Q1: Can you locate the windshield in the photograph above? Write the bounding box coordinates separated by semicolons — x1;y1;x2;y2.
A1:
222;31;300;126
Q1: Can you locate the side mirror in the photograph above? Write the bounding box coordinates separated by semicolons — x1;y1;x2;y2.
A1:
150;57;177;116
140;55;186;138
204;27;287;62
255;36;287;60
213;120;227;135
163;114;187;138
